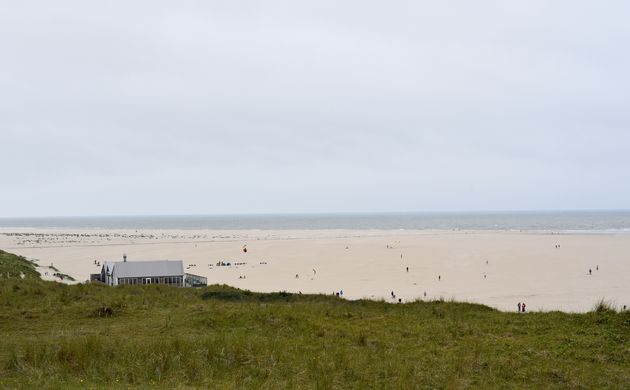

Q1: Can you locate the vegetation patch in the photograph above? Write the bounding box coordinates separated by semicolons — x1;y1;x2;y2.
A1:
0;250;40;279
52;272;76;281
593;298;617;313
0;250;628;388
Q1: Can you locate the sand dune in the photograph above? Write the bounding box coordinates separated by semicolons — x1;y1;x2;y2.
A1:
1;228;628;312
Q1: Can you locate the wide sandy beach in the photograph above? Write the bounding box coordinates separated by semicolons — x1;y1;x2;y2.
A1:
1;228;628;312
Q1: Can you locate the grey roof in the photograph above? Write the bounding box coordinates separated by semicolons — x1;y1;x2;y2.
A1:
111;260;184;279
102;262;115;273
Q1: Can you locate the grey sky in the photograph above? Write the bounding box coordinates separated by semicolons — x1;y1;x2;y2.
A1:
1;1;629;217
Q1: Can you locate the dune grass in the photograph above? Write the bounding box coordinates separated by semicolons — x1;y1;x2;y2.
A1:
0;250;628;388
0;250;40;279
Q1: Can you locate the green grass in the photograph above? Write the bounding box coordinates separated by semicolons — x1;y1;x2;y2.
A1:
0;250;628;388
52;272;76;281
0;250;40;279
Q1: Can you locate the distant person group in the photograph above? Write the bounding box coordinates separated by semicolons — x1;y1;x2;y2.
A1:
389;291;403;303
517;302;527;312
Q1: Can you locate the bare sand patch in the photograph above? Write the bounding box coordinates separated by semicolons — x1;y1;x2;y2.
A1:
1;228;628;312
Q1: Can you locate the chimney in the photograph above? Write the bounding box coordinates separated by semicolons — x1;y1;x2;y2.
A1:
123;253;127;262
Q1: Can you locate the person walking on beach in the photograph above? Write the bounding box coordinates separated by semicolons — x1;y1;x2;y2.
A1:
589;268;592;275
518;302;521;312
438;275;441;281
522;302;526;312
406;266;409;272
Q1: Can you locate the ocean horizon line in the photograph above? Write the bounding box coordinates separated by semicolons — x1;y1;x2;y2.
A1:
1;210;630;231
2;209;630;220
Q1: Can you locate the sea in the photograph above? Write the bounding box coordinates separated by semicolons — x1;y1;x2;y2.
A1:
1;211;630;232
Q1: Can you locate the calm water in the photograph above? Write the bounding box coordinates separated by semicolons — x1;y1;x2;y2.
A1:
1;211;630;231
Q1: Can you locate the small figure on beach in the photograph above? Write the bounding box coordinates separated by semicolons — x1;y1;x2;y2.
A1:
400;254;403;259
406;266;409;272
596;265;599;271
438;275;441;281
486;260;488;265
242;245;247;253
518;302;521;312
313;269;316;275
398;298;402;303
522;302;526;312
589;268;592;275
295;274;299;279
423;291;427;297
391;291;395;298
484;273;486;279
340;290;343;296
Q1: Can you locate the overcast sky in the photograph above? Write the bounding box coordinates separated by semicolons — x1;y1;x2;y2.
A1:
1;1;629;217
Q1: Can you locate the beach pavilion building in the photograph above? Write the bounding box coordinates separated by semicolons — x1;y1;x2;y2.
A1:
92;255;207;287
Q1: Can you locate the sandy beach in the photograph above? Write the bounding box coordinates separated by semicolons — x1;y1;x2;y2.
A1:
1;228;628;312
